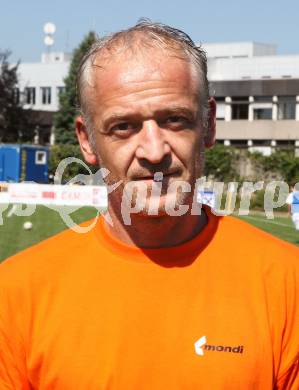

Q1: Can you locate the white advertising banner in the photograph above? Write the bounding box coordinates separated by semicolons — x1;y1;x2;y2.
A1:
0;183;108;207
0;183;215;209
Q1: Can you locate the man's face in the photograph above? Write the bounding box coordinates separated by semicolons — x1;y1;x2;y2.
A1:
77;50;215;216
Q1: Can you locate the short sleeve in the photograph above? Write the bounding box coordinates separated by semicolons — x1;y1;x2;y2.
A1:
285;193;293;205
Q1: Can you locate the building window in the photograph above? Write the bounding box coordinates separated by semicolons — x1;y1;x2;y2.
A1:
231;97;249;120
254;96;272;103
253;108;272;120
25;87;36;105
35;151;47;165
13;88;20;104
41;87;51;105
229;140;248;148
252;96;272;120
57;86;65;96
278;97;296;120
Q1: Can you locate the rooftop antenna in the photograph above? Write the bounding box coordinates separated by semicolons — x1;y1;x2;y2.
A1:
43;22;56;55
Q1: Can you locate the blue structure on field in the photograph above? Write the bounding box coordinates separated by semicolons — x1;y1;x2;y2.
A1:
0;144;49;183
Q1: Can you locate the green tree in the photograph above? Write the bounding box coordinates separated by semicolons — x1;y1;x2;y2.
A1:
204;144;237;181
249;150;299;184
54;31;96;145
0;50;33;142
49;144;98;183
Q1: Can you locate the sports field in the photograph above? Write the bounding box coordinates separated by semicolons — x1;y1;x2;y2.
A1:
0;205;99;262
0;205;298;263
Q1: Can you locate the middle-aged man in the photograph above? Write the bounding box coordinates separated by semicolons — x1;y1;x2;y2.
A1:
0;20;299;390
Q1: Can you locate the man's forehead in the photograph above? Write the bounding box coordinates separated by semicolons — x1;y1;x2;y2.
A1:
92;38;190;70
89;50;198;93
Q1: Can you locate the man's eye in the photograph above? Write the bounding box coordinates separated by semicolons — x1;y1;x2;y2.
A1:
111;122;135;132
166;116;185;123
163;116;190;128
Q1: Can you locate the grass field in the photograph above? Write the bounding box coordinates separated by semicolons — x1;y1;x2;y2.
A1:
0;204;98;262
0;204;298;263
237;213;299;247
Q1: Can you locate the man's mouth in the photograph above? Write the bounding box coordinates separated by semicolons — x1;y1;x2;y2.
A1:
134;171;179;181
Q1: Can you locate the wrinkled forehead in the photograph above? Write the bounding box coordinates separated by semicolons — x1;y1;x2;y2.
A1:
81;48;200;111
84;34;196;82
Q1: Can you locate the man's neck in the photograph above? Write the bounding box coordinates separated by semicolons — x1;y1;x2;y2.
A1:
104;204;208;249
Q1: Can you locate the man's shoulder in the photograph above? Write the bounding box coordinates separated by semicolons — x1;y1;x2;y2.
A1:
0;220;97;285
216;214;299;266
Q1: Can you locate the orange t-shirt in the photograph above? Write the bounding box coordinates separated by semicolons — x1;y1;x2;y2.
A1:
0;208;299;389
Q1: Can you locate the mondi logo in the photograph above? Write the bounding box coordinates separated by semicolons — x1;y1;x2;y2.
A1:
204;344;244;353
194;336;244;356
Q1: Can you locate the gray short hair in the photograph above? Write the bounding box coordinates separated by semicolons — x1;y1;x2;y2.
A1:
77;19;210;143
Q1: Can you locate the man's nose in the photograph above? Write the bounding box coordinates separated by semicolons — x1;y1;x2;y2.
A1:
135;120;171;164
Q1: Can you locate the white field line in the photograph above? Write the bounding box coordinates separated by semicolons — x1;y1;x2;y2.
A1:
241;215;292;228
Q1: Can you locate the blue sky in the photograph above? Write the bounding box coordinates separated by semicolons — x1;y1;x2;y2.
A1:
2;0;299;62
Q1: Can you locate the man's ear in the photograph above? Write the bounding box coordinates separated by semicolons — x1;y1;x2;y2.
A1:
204;97;216;148
75;116;98;165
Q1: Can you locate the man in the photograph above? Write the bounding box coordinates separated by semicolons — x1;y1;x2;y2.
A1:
286;183;299;231
0;20;298;389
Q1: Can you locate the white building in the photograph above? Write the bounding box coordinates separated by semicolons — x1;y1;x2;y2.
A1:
16;43;299;154
204;42;299;155
15;52;70;144
18;52;70;112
